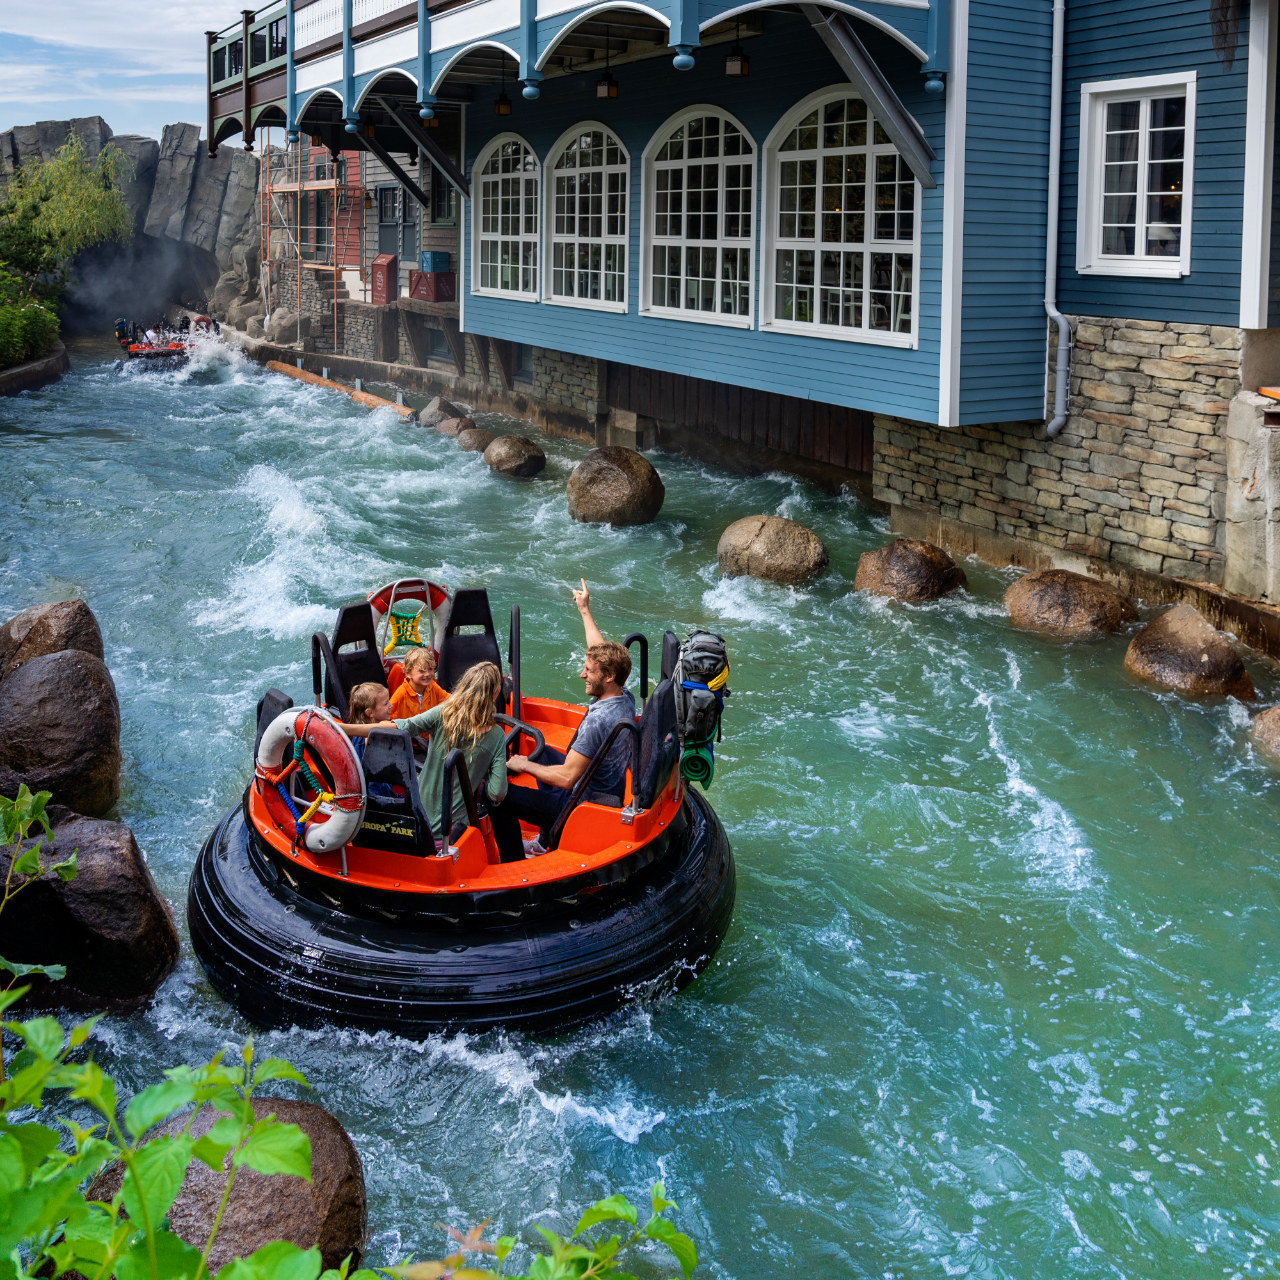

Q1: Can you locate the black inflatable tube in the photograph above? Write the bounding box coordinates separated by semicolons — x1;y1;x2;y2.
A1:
188;789;734;1035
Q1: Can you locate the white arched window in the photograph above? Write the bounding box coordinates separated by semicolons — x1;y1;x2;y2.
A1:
765;91;919;344
644;109;755;324
547;125;629;310
474;135;540;298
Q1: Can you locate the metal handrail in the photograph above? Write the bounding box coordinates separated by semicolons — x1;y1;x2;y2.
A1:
495;713;545;762
548;718;641;846
439;747;485;856
623;631;649;708
508;604;521;722
310;631;349;720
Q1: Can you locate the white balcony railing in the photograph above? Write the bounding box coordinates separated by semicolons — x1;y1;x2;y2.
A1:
353;0;411;26
295;0;343;49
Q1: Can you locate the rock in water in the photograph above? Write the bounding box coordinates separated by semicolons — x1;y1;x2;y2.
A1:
484;435;546;478
0;649;121;815
0;599;104;678
89;1100;367;1273
853;539;967;602
437;416;475;437
566;447;664;525
457;427;496;453
1124;603;1255;698
0;813;178;1008
1003;569;1137;638
418;395;465;428
717;515;828;585
1252;706;1280;761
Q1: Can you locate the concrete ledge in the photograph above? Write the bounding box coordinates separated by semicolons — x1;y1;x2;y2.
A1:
0;343;69;396
892;504;1280;661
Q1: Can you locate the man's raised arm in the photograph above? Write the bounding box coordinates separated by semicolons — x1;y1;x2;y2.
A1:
573;578;606;648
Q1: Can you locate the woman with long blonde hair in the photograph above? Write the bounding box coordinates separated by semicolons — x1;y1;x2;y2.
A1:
343;661;507;844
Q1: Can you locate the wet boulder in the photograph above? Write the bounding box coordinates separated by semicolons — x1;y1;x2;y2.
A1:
717;515;828;585
854;538;967;603
0;599;104;679
266;309;300;344
484;435;546;479
245;316;265;340
1;812;178;1009
418;395;465;428
1252;706;1280;761
1003;569;1138;638
437;416;475;437
0;649;121;815
1123;603;1255;699
457;427;496;453
566;447;664;526
89;1099;367;1273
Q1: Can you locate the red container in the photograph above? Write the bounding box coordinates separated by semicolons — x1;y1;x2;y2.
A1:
370;253;398;305
408;269;457;303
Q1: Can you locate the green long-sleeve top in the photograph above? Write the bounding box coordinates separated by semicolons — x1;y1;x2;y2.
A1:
394;705;507;836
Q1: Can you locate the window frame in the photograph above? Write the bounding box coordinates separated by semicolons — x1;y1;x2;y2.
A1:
543;121;631;315
760;85;921;349
471;132;542;303
640;105;758;330
1076;70;1197;279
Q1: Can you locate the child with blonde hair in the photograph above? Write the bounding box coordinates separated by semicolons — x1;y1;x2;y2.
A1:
390;647;448;719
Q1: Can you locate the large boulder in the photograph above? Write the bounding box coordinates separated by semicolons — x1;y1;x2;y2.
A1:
1003;569;1138;638
484;435;546;478
457;427;496;453
266;308;299;344
566;447;664;526
717;515;828;585
1124;603;1256;699
437;416;475;437
1252;706;1280;762
246;316;265;340
1;812;178;1009
0;649;121;815
418;395;465;428
89;1099;367;1273
854;538;967;603
0;599;104;679
143;122;202;242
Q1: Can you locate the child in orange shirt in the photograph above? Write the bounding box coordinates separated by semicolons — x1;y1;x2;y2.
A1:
389;647;448;720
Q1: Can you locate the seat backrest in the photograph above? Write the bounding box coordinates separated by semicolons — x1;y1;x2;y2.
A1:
324;601;386;707
435;588;503;691
357;728;433;855
634;677;679;809
255;688;295;755
660;630;680;682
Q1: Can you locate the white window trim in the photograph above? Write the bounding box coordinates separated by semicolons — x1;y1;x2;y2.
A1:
542;120;630;315
1076;70;1196;279
760;84;922;349
471;131;542;303
640;104;757;331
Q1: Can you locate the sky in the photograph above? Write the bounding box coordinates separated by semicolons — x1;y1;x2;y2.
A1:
0;1;234;139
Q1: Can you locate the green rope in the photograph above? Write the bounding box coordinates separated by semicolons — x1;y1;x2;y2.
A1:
292;739;323;793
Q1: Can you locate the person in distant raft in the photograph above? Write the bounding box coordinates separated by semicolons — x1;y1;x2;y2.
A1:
490;579;635;860
390;646;448;719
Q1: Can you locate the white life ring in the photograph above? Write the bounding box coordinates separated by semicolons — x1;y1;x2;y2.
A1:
255;706;366;854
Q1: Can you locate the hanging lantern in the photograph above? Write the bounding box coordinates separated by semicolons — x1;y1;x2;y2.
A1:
596;69;618;98
362;189;374;210
361;122;376;138
495;90;513;116
724;20;748;76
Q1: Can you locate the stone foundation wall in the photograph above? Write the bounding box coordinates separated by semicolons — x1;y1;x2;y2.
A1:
533;347;604;419
873;315;1241;584
273;261;339;350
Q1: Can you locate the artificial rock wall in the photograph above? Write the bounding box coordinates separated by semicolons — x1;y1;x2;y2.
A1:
874;315;1240;586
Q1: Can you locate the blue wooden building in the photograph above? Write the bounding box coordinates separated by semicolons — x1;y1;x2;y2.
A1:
205;0;1280;596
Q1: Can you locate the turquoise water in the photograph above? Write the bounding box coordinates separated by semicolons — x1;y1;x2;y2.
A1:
3;337;1279;1279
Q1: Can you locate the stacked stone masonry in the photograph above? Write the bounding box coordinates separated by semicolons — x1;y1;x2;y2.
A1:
533;348;603;418
873;316;1240;584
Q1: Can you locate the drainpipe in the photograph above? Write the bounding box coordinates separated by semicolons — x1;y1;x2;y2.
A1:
1045;0;1070;437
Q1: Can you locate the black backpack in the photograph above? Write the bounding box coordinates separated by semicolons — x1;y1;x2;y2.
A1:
674;629;730;747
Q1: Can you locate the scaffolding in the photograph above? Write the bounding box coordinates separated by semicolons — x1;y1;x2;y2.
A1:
258;130;365;349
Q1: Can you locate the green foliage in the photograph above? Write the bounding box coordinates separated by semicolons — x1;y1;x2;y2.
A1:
0;131;134;302
0;271;59;368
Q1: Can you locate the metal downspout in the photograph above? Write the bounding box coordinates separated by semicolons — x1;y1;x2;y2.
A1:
1045;0;1070;437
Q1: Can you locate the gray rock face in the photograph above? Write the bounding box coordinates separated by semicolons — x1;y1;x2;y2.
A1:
1;812;178;1010
144;122;203;242
566;447;665;525
246;316;266;339
484;435;546;478
1004;569;1138;638
90;1100;367;1273
419;395;465;428
0;599;104;679
437;416;475;436
0;649;122;815
717;515;828;585
457;428;496;453
1123;603;1255;699
111;134;160;234
266;308;300;343
0;116;113;175
854;539;967;603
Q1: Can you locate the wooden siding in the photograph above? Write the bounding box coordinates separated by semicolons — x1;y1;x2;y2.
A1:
1057;0;1250;325
957;0;1054;425
607;362;875;471
463;12;946;425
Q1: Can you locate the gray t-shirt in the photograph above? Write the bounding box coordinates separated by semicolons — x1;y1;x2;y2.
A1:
569;689;637;797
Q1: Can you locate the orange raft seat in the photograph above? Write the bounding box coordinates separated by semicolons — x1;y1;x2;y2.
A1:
187;584;735;1035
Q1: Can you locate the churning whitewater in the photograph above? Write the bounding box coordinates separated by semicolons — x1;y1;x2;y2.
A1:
3;338;1279;1278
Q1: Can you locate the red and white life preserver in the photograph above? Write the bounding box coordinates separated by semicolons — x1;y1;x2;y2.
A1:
255;706;366;853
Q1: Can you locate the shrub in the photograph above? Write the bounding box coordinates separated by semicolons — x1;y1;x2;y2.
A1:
0;295;59;367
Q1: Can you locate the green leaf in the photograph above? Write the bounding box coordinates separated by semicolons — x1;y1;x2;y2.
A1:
124;1078;197;1139
251;1058;309;1088
70;1061;117;1118
1;1121;59;1176
68;1015;100;1048
0;985;30;1017
0;1132;24;1195
16;1016;64;1061
651;1182;674;1216
574;1194;637;1235
52;852;77;882
0;957;64;981
191;1135;231;1172
114;1228;203;1280
495;1237;515;1262
12;847;41;877
214;1241;322;1280
643;1219;697;1280
121;1135;193;1230
232;1121;312;1180
206;1116;244;1148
